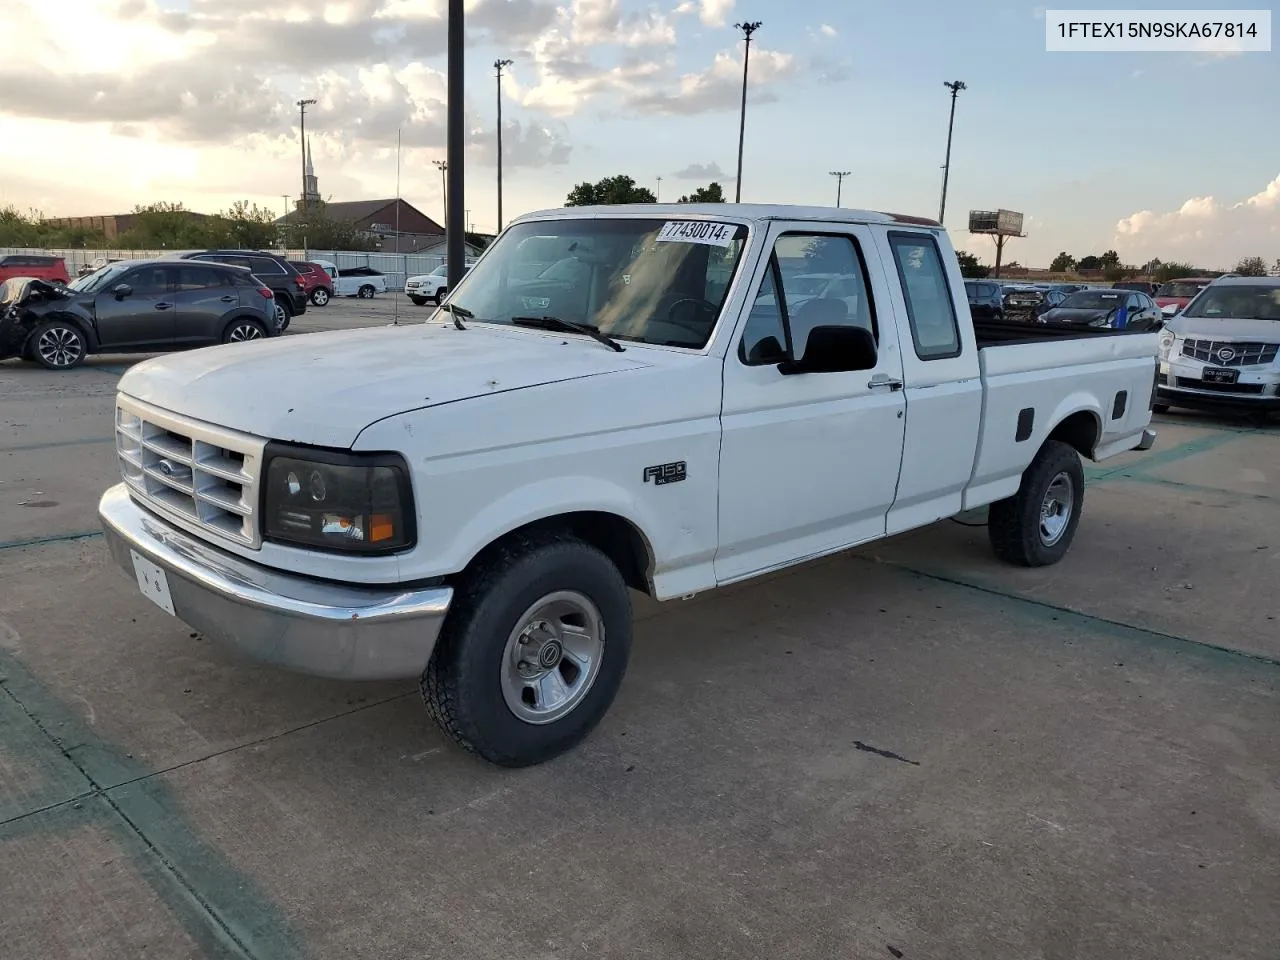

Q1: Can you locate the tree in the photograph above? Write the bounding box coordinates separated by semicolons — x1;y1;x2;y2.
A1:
1049;251;1077;272
1271;258;1280;278
955;250;990;278
677;182;726;203
1077;255;1103;271
1233;255;1267;277
1152;261;1194;283
1104;265;1135;282
209;200;279;249
1099;249;1121;268
564;175;657;206
1142;257;1163;273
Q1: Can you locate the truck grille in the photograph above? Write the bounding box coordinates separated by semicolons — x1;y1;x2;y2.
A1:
1180;339;1279;367
115;396;266;548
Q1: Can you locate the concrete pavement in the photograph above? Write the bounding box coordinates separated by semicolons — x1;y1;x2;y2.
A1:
1;304;1277;959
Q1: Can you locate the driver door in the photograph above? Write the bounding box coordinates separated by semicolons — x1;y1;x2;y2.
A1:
93;264;176;349
715;224;908;584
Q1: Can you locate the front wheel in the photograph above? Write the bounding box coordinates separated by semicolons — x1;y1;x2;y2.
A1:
421;535;632;767
310;287;330;306
357;284;375;299
988;439;1085;567
31;320;88;370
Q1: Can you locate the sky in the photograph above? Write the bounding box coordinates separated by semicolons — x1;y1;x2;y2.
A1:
0;0;1276;269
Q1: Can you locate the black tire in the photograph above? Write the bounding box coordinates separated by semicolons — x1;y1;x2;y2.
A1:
310;287;331;306
1152;403;1170;414
274;296;292;331
988;439;1085;567
30;320;88;370
422;534;633;767
358;284;375;299
409;296;428;306
222;318;267;344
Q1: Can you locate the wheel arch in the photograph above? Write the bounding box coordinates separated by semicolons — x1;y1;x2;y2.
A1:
220;313;270;340
25;311;99;351
1045;408;1102;459
457;511;655;597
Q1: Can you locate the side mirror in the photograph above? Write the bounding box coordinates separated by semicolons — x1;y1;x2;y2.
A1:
778;325;877;375
112;283;132;299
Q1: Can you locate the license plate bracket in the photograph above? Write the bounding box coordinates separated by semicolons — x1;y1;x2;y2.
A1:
1202;367;1238;384
130;549;176;616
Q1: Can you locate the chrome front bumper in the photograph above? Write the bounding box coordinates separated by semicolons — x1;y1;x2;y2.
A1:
98;484;453;681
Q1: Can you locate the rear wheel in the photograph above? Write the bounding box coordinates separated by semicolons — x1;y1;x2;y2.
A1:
409;296;428;306
273;297;291;331
358;284;375;299
421;534;632;767
31;320;87;370
988;439;1085;567
223;318;267;343
310;287;330;306
1152;403;1170;414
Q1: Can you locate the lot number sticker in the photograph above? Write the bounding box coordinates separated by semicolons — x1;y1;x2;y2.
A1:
656;221;738;247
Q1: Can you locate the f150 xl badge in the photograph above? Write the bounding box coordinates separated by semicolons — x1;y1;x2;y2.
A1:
644;462;687;486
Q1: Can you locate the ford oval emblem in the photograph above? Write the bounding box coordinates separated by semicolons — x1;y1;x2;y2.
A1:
157;459;176;476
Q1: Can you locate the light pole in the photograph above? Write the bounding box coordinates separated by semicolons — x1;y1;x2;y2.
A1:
656;176;662;202
433;159;448;226
446;0;465;288
733;20;762;204
829;170;850;207
296;98;316;211
938;80;966;225
494;58;513;231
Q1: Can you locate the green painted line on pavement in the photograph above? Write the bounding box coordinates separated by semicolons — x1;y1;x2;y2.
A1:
1087;430;1244;483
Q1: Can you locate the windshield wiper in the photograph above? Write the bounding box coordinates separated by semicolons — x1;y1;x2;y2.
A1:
439;302;471;330
511;315;625;352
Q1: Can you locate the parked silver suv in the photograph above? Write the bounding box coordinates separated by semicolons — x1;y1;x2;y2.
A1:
1156;275;1280;420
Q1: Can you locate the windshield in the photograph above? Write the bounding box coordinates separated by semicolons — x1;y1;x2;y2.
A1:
1181;285;1280;321
67;263;129;293
442;217;750;349
1060;291;1124;310
1157;281;1209;299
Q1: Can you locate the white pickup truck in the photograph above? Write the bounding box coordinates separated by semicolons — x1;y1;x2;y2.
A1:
312;260;386;299
98;204;1159;767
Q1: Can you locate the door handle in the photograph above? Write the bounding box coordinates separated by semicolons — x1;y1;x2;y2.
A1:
220;295;236;302
868;374;904;391
154;302;173;310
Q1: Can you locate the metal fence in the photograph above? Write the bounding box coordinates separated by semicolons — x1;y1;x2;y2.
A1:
0;247;454;290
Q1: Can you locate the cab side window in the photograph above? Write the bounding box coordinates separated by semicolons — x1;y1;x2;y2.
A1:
739;233;877;367
888;233;961;360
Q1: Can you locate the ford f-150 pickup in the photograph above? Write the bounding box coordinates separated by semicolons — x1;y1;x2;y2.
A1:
98;204;1160;767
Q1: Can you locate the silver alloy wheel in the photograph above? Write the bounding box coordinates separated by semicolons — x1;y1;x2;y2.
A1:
228;322;263;342
499;590;605;725
358;285;374;298
313;287;329;305
37;326;84;368
274;302;288;327
1039;471;1074;546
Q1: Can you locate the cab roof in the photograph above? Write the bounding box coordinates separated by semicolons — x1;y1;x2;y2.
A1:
512;203;942;229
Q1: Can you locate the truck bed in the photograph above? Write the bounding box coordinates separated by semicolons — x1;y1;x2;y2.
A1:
973;318;1154;348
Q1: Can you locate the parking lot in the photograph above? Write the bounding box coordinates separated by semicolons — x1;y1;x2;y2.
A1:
2;293;1278;959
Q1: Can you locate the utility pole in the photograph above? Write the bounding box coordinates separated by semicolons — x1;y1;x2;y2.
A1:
829;170;850;207
494;58;513;231
447;0;465;288
295;99;316;211
656;176;662;202
433;159;448;226
938;80;966;225
733;20;762;204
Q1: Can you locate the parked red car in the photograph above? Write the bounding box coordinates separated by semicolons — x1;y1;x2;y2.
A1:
1155;277;1214;318
288;260;334;306
0;254;69;286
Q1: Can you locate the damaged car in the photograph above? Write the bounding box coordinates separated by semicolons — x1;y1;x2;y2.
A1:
1;259;280;370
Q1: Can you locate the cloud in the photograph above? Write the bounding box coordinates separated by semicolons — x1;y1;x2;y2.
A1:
1113;173;1280;267
672;162;732;181
674;0;735;27
819;24;837;38
624;48;796;115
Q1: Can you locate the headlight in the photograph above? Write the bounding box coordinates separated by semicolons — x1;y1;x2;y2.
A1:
262;446;415;554
1088;316;1112;328
1158;331;1175;355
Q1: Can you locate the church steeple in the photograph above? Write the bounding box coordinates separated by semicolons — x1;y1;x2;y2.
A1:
301;137;320;207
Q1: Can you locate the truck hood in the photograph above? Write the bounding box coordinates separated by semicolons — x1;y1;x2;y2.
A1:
118;322;656;448
1168;316;1280;341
